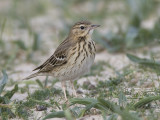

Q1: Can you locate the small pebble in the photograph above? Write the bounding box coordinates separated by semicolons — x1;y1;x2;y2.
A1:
76;89;83;94
91;90;98;95
36;105;47;111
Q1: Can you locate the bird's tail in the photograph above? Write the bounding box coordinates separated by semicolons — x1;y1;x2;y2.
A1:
23;72;39;80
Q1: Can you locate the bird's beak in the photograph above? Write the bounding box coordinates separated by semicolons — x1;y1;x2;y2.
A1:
91;24;100;29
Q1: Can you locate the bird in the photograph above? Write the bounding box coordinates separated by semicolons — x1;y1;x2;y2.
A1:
24;21;100;101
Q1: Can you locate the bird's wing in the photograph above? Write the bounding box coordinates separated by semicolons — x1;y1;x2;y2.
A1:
33;38;73;72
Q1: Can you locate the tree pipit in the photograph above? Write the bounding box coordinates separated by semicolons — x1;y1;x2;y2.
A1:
24;21;100;101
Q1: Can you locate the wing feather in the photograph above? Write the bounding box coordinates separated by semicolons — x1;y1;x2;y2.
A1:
33;38;75;72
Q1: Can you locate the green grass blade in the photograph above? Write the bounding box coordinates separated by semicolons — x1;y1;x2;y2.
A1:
127;54;160;65
127;53;160;71
133;96;160;109
70;98;107;111
44;76;48;87
98;98;120;113
36;79;44;88
98;98;141;120
32;33;41;51
0;70;8;95
70;98;97;105
42;111;65;120
127;53;148;63
64;109;73;120
13;40;26;50
0;18;7;41
4;84;18;99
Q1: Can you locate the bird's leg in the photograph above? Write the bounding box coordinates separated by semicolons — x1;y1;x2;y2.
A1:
61;81;68;101
70;80;77;97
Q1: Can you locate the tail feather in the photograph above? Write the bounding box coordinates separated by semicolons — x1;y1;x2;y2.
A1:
23;72;39;80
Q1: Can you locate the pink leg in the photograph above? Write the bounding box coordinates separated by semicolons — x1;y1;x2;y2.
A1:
70;80;77;97
61;81;68;101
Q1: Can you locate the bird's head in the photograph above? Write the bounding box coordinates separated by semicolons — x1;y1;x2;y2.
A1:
69;21;100;38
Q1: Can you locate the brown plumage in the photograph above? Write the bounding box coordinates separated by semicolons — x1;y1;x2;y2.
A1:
24;21;100;100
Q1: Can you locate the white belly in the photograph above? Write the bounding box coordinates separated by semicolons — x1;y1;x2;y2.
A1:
58;53;95;81
74;53;94;76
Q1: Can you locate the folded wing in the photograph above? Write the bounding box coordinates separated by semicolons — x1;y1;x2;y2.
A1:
33;38;73;72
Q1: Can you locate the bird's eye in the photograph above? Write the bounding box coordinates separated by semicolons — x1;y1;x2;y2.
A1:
80;26;84;30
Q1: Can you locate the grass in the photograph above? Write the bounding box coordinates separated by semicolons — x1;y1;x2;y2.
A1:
0;0;160;120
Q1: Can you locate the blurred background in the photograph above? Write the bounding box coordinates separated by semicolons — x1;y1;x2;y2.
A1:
0;0;160;71
0;0;160;119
